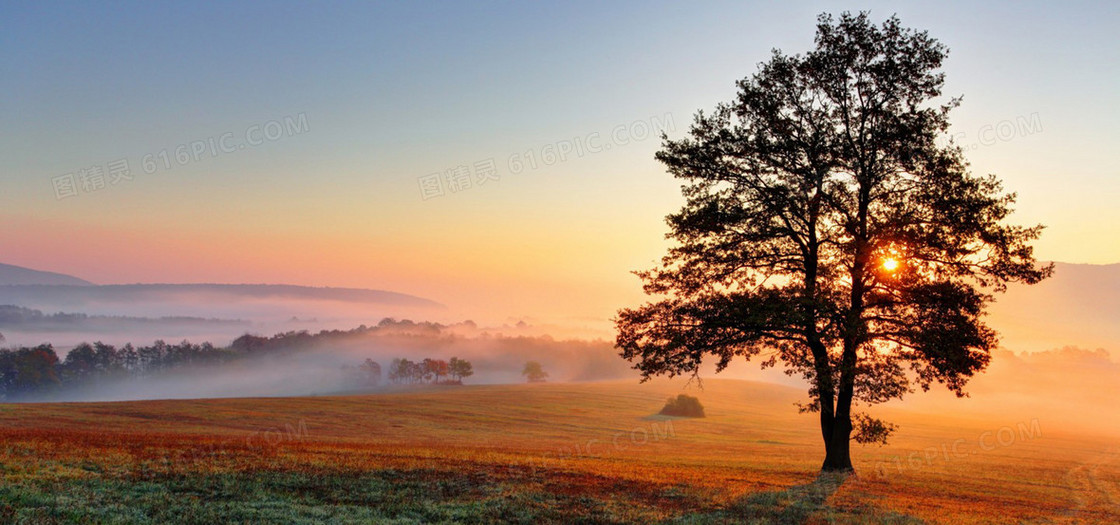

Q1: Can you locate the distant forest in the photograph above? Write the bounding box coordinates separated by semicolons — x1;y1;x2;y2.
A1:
0;318;472;401
0;305;247;331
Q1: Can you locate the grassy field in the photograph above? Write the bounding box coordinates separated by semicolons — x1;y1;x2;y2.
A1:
0;379;1116;524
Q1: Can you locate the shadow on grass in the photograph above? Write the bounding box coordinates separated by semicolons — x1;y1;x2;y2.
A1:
672;472;925;525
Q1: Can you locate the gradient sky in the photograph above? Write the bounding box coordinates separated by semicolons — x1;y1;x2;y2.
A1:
2;1;1118;326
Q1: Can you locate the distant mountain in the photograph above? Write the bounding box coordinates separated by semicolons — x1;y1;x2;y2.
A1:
0;283;444;310
0;263;93;286
988;262;1120;352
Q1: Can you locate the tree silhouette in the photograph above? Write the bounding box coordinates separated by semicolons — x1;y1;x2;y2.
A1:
522;361;548;383
360;358;381;385
389;358;419;384
0;344;60;399
430;359;450;383
616;12;1051;473
420;358;443;383
449;357;473;383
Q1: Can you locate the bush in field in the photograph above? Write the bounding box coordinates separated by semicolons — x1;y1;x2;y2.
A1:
660;394;705;418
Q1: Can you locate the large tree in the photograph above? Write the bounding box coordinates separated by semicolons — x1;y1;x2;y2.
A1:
616;12;1051;473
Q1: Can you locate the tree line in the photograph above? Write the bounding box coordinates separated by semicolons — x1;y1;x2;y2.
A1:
0;305;244;329
0;340;233;401
387;357;473;384
0;318;470;401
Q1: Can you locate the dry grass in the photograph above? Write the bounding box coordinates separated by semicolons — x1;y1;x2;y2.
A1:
0;379;1116;523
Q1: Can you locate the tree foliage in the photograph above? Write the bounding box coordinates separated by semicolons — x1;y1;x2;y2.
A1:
616;12;1050;472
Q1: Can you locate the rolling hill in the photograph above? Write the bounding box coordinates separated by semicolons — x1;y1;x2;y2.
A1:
0;283;443;310
0;262;443;313
0;263;446;348
0;304;249;332
0;262;92;286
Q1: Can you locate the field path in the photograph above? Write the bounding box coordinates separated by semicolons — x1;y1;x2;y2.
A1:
1064;446;1120;523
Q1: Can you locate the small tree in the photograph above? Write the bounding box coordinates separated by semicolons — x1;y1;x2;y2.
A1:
431;359;450;383
61;342;97;383
420;358;439;383
522;361;549;383
10;344;60;398
392;358;419;384
120;343;138;372
360;358;381;385
388;358;403;383
449;357;473;383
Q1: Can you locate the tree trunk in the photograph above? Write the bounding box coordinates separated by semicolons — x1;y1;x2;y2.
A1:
821;339;858;473
820;410;854;472
820;333;858;473
820;179;869;474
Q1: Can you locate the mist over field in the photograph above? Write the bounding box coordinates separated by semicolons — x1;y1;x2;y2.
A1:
5;261;1117;346
876;347;1120;438
5;309;1116;443
3;262;1118;440
989;262;1120;352
22;324;634;403
0;281;445;348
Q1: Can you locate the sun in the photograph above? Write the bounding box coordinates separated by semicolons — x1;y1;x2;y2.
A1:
882;258;900;271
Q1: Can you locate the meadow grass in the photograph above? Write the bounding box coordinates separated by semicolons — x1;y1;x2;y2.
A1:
1;380;1116;523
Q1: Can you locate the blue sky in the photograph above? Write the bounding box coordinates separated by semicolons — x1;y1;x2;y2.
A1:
2;1;1117;322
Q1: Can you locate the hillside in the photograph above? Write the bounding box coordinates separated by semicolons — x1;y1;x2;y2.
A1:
0;305;248;332
0;262;443;314
1;379;1115;524
0;263;92;286
0;283;443;310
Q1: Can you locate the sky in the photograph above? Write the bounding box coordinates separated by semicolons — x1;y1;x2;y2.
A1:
2;1;1118;327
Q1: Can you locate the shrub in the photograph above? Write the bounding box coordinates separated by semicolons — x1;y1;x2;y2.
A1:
659;394;705;418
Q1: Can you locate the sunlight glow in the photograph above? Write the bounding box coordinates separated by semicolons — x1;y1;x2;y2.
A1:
882;258;900;272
